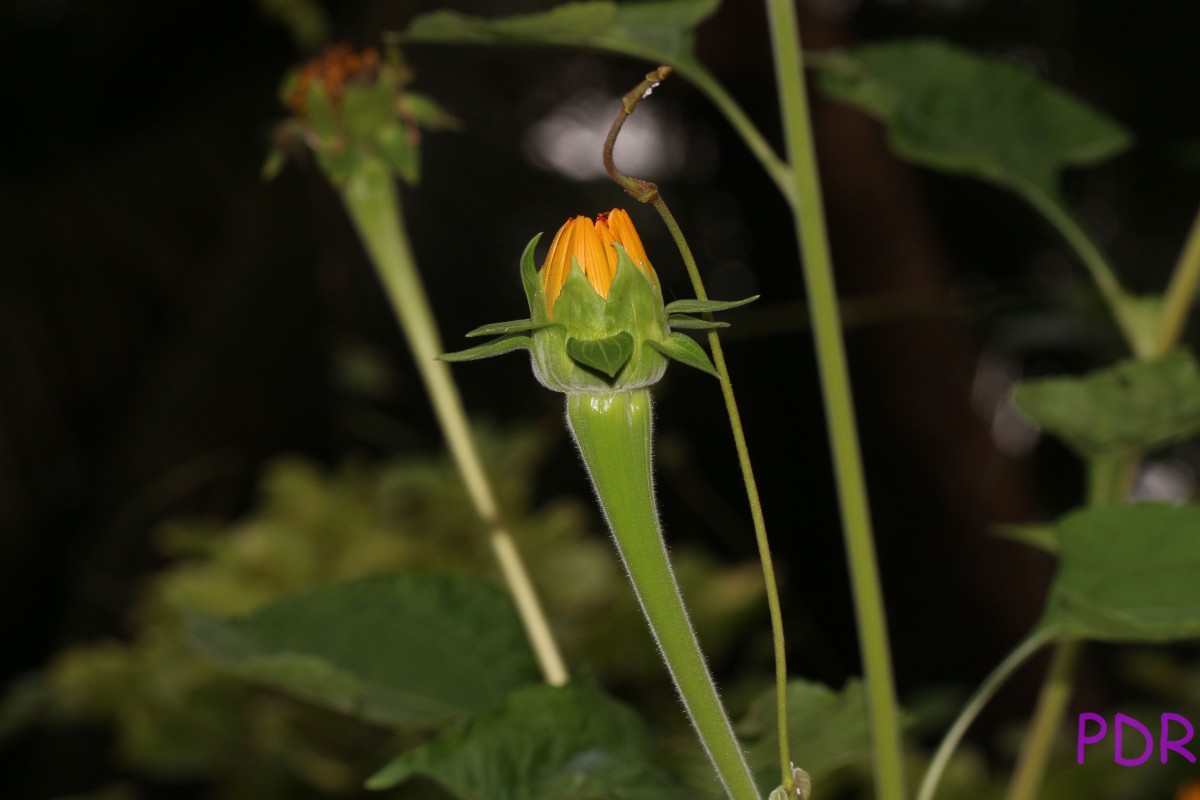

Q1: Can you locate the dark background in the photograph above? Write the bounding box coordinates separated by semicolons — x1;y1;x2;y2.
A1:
4;0;1200;795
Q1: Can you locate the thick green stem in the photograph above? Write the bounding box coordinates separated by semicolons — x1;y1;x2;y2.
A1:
339;158;569;687
1152;204;1200;357
604;68;792;793
762;3;906;798
567;389;760;800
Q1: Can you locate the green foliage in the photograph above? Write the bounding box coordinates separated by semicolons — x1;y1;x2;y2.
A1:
663;297;759;315
6;426;763;797
465;319;553;338
737;679;872;795
1043;503;1200;643
189;574;539;730
992;523;1058;554
439;334;533;363
399;0;722;74
663;315;729;331
813;40;1130;198
367;680;687;798
1012;350;1200;458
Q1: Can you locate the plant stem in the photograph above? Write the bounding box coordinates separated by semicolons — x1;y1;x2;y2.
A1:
567;389;760;800
916;628;1055;800
1021;187;1148;357
1152;204;1200;357
605;68;793;793
340;158;569;687
671;63;795;207
1003;455;1121;800
762;3;907;798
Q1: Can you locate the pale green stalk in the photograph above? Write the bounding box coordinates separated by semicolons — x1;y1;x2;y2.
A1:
916;629;1054;800
1152;204;1200;357
762;2;906;798
340;158;569;687
603;68;792;793
567;389;760;800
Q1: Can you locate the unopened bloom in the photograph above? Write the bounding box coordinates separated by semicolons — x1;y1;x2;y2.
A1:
541;209;655;315
441;208;755;394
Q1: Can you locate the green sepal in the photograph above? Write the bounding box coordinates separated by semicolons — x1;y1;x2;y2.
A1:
519;234;546;321
567;332;635;377
604;245;664;332
466;319;556;337
439;334;532;362
376;121;420;185
554;258;608;334
664;296;759;315
647;333;718;377
668;314;729;331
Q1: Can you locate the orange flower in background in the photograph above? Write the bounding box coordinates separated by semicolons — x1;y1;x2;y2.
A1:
1177;779;1200;800
541;209;655;315
286;44;381;116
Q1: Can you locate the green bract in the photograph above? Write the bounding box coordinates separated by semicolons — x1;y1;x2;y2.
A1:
441;234;756;393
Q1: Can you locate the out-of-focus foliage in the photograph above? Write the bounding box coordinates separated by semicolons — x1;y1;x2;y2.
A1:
1012;350;1200;458
259;0;331;52
368;680;688;798
2;426;764;797
813;40;1131;198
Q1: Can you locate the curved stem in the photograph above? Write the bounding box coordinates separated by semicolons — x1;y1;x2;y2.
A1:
916;629;1054;800
1003;639;1081;800
605;69;793;793
340;159;569;687
671;62;795;207
1152;203;1200;357
567;389;760;800
762;2;907;798
1021;187;1147;357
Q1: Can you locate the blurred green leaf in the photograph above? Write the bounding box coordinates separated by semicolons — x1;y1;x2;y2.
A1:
399;0;721;72
188;574;539;730
813;40;1130;196
568;332;635;377
1043;503;1200;642
1012;350;1200;457
367;679;685;798
737;679;871;794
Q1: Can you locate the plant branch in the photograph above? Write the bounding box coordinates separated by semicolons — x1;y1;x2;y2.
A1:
606;66;793;794
339;158;569;687
761;2;907;798
1152;203;1200;357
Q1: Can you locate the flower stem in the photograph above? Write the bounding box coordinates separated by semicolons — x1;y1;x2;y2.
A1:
1003;640;1081;800
339;158;569;687
567;389;760;800
762;2;907;798
916;628;1054;800
605;69;793;793
1152;203;1200;357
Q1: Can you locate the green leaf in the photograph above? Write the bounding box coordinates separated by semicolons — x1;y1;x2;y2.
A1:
668;314;729;331
567;332;635;377
993;523;1059;554
375;121;420;185
813;40;1131;196
648;333;718;377
399;0;722;73
663;296;759;315
738;679;871;793
367;679;685;798
1042;503;1200;642
1011;350;1200;457
520;234;547;322
466;319;555;337
187;574;538;730
439;334;533;363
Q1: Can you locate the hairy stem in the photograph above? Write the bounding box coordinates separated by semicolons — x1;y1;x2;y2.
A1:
340;158;569;686
762;2;907;797
605;68;793;793
567;389;760;800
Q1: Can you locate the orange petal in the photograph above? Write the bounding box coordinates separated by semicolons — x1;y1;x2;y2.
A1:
606;208;653;280
574;217;612;297
593;216;619;288
541;218;573;314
